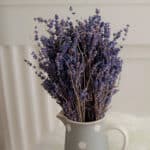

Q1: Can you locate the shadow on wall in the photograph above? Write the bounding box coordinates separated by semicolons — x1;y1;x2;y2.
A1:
0;117;5;150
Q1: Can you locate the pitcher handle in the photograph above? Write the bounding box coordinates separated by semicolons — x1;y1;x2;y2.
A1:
104;123;129;150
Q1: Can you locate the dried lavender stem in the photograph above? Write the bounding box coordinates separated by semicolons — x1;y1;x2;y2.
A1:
77;44;86;121
70;77;83;122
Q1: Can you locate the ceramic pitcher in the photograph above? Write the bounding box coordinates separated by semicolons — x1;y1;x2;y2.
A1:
57;111;128;150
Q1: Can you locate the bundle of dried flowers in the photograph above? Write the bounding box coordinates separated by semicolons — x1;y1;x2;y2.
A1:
25;7;129;122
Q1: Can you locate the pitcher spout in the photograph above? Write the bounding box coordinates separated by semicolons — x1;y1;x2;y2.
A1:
57;110;67;125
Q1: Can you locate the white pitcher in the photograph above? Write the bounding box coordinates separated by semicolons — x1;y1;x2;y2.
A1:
57;111;128;150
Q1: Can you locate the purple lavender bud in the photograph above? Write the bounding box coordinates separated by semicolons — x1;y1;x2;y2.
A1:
37;17;44;23
100;22;104;27
80;88;88;101
69;6;73;11
34;35;39;41
67;17;70;20
31;51;37;59
124;28;128;33
95;8;100;14
55;14;59;20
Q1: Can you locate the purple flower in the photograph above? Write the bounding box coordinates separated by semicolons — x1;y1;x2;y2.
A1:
95;8;100;14
55;14;59;20
69;6;73;11
25;7;129;122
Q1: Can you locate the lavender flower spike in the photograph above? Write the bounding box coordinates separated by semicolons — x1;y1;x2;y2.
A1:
25;7;129;122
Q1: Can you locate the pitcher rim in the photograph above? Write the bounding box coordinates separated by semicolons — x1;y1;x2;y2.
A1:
57;110;105;125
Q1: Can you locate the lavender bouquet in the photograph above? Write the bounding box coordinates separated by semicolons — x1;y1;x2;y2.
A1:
25;7;129;122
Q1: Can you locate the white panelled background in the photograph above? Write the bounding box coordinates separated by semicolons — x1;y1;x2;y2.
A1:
0;1;150;150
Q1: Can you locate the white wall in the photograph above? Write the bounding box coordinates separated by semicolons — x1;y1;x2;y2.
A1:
0;0;150;150
0;0;150;45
